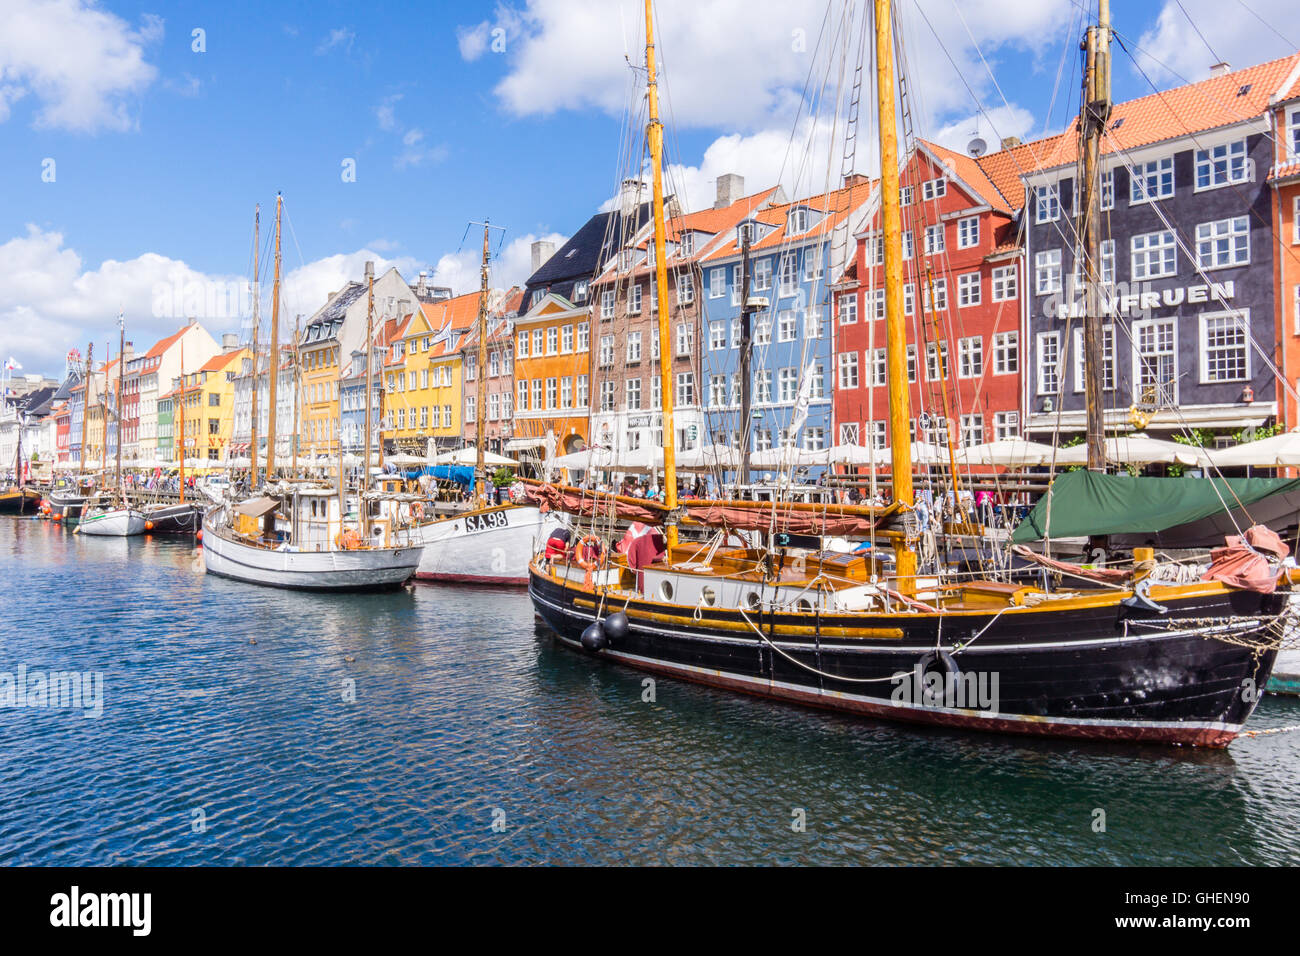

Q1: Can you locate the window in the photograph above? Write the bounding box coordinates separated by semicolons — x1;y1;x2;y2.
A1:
899;185;913;206
839;293;858;325
957;272;981;307
576;322;589;351
1200;311;1250;382
1195;216;1249;269
600;381;616;411
869;421;888;448
993;411;1019;441
1037;332;1061;395
572;279;589;303
680;233;695;256
865;234;884;266
532;380;543;410
561;377;573;408
922;278;947;312
1072;326;1116;392
626;378;642;410
922;177;947;200
837;352;859;389
957;216;979;249
778;367;798;403
805;308;823;339
754;428;773;453
730;265;743;306
1035;250;1062;295
752;258;772;291
1100;169;1114;211
546;377;557;410
709;267;725;298
1130;156;1174;203
625;331;642;363
676;322;693;356
803;427;826;451
754;370;772;403
777;311;797;342
576;375;588;408
546;327;558;355
958;337;982;378
676;272;694;304
598;335;614;367
600;290;616;319
839;422;860;445
778;253;798;296
993;264;1016;302
960;414;983;448
924;224;945;255
788;208;809;232
708;375;726;408
1100;239;1116;285
1133;318;1177;403
1131;230;1177;280
1195;139;1248;189
708;322;725;351
871;348;887;386
904;283;915;316
755;316;772;345
925;341;948;381
532;329;543;355
803;246;823;281
902;231;914;260
906;344;917;383
1290;107;1300;160
676;373;695;406
993;331;1018;375
628;283;642;314
561;325;574;353
1034;184;1060;223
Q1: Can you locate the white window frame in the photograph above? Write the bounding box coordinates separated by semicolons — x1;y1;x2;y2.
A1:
1199;309;1251;384
1195;216;1250;270
1130;156;1174;205
1132;317;1178;405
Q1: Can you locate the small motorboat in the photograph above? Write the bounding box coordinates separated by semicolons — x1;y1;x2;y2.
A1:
0;487;42;515
143;502;204;534
76;505;147;537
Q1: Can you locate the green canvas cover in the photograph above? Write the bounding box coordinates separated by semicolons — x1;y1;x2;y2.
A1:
1009;470;1300;543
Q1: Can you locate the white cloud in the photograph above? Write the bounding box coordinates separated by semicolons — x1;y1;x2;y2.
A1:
1133;0;1296;85
375;93;401;131
0;226;425;377
0;0;162;132
395;127;448;169
927;103;1039;156
315;27;355;56
457;22;492;61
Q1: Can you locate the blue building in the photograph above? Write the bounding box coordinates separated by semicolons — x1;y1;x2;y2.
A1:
698;177;875;467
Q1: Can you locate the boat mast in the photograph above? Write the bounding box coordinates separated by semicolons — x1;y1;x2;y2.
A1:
79;342;92;476
100;340;109;479
738;228;754;488
1080;0;1112;472
645;0;679;547
250;204;261;485
267;193;282;483
178;336;185;505
875;0;918;589
115;314;124;498
363;260;375;531
475;222;491;502
292;315;301;476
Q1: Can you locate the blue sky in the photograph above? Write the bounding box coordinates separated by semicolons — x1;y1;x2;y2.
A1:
2;0;1296;376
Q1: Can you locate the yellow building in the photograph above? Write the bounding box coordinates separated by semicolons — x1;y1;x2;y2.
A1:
384;292;480;454
172;348;248;463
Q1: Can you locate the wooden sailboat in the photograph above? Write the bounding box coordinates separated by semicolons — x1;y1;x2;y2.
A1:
202;198;424;589
78;313;146;536
408;221;561;585
525;0;1292;747
0;374;41;515
47;343;95;522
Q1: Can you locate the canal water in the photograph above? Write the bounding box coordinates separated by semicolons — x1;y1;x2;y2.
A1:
2;516;1298;865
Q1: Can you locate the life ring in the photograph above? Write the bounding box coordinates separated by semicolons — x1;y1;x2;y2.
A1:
508;480;527;504
335;529;363;550
575;534;605;587
412;500;424;521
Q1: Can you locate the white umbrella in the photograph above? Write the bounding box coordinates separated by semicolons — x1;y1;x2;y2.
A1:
677;443;740;470
1201;429;1300;467
750;445;815;468
550;446;616;471
957;438;1056;468
386;452;427;467
614;445;664;470
430;447;519;467
1052;432;1208;467
826;443;889;465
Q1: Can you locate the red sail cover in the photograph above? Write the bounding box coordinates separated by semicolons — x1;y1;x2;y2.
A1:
522;482;884;537
1201;524;1289;594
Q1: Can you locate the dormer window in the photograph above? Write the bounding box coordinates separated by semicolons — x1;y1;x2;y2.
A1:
738;221;756;245
680;233;695;256
573;279;589;303
788;208;809;233
619;249;633;271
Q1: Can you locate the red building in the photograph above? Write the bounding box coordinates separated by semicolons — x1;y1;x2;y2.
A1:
833;138;1031;453
54;402;70;464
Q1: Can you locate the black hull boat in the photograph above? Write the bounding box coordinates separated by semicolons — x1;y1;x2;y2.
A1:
529;560;1286;748
46;489;91;522
0;488;41;515
143;502;203;534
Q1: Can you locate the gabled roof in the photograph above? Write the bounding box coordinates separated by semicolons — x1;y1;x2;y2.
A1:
1027;52;1300;175
973;134;1067;209
703;180;876;261
920;140;1016;214
520;201;657;312
143;324;190;360
302;282;368;344
198;349;245;374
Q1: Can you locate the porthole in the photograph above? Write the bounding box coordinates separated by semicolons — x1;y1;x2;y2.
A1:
744;591;762;611
701;585;717;607
659;579;675;602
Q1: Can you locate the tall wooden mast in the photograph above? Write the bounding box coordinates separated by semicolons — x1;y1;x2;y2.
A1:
292;315;301;476
875;0;917;588
363;260;375;512
250;204;261;483
79;342;92;475
474;222;491;502
1080;0;1112;471
266;193;282;482
115;313;124;497
645;0;678;548
100;340;109;478
178;335;185;505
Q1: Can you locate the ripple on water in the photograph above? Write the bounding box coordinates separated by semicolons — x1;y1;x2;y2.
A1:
1;517;1299;864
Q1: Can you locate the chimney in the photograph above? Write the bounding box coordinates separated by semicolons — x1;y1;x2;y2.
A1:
842;172;869;187
1000;136;1021;149
618;178;644;217
715;173;745;209
187;315;197;327
222;333;238;352
531;240;556;274
1211;61;1231;76
417;271;428;296
398;297;410;317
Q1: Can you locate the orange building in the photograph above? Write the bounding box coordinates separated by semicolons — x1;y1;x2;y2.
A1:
1271;63;1300;428
511;292;590;457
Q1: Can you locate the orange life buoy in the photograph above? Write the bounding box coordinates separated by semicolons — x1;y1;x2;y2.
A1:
575;534;605;588
412;500;424;521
